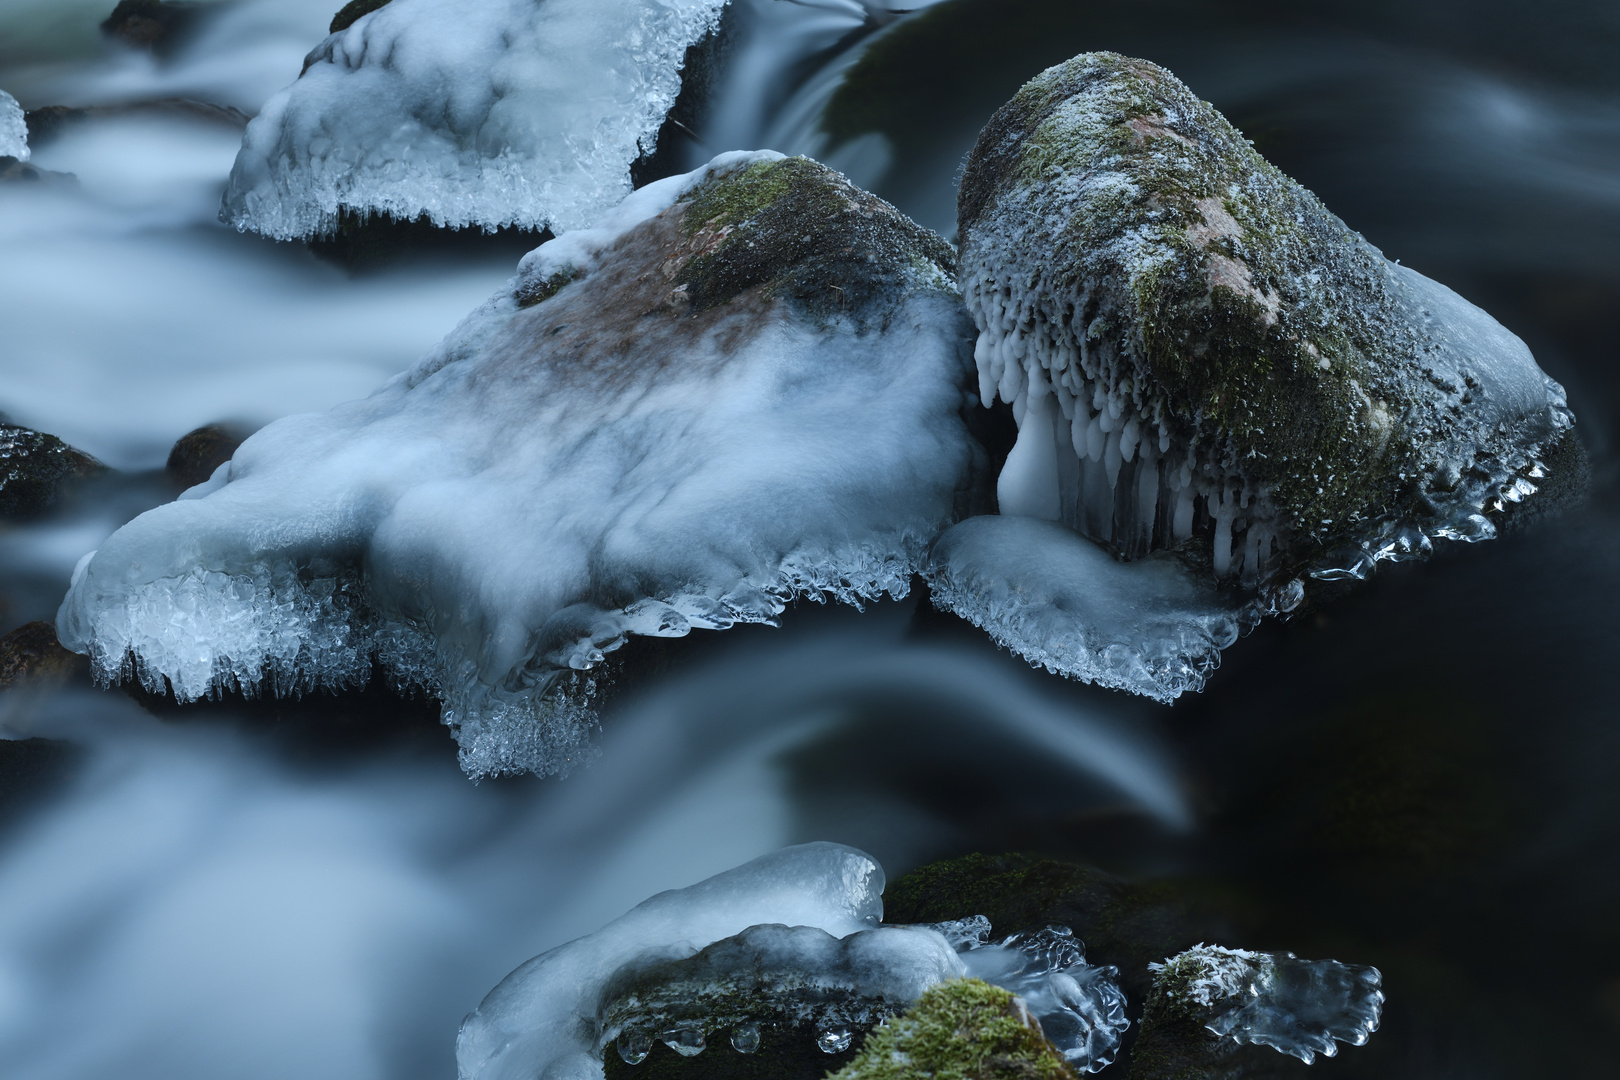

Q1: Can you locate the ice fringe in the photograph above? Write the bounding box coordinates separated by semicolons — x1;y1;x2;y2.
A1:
457;843;889;1080
221;0;728;238
0;90;27;161
1149;944;1384;1064
58;150;977;778
926;517;1252;703
459;845;1129;1080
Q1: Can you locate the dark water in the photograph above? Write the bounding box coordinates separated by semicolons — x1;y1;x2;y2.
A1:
2;2;1618;1078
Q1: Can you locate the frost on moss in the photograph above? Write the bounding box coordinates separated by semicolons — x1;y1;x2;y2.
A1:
1131;945;1382;1079
674;156;957;321
827;979;1076;1080
958;51;1573;583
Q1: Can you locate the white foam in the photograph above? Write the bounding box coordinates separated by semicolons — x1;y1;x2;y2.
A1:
221;0;729;238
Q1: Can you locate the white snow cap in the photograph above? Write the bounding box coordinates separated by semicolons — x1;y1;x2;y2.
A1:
221;0;729;238
0;90;28;161
457;843;886;1080
61;150;977;777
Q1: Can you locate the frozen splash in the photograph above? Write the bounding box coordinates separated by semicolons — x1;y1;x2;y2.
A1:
597;923;964;1062
926;516;1253;703
0;89;27;161
458;843;887;1080
222;0;728;239
945;921;1129;1073
1150;945;1384;1064
59;151;977;777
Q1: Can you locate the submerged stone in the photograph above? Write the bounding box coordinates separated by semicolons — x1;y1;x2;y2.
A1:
58;152;978;778
0;424;103;519
956;51;1573;584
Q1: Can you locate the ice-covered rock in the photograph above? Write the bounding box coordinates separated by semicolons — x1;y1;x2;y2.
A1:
0;90;28;162
457;843;888;1080
597;922;964;1063
1140;944;1382;1069
957;52;1573;584
58;151;977;777
952;923;1128;1073
221;0;729;239
925;516;1251;702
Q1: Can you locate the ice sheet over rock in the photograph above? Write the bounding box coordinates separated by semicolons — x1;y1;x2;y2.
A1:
0;90;28;161
221;0;728;238
597;922;965;1060
1148;945;1383;1064
458;843;887;1080
58;151;978;777
952;924;1129;1073
957;52;1573;584
926;516;1249;703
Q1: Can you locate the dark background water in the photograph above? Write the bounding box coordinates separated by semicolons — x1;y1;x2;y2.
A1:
2;1;1618;1077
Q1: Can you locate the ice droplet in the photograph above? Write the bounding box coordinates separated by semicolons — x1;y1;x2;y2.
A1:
816;1027;853;1054
664;1028;705;1057
730;1022;761;1054
617;1029;651;1065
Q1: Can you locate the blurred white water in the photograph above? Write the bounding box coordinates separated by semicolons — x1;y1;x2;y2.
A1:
0;612;1187;1080
0;1;527;470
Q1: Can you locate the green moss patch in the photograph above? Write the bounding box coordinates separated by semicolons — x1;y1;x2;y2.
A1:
828;979;1075;1080
674;156;955;322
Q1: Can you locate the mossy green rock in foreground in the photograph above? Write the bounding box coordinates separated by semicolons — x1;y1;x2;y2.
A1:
828;979;1075;1080
959;52;1574;581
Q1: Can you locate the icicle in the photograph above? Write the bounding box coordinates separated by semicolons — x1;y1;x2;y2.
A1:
1136;444;1159;543
1085;413;1105;461
975;335;997;408
997;341;1025;405
1212;487;1237;578
998;391;1063;521
1120;415;1140;463
1104;430;1123;490
1070;400;1090;459
1172;484;1195;541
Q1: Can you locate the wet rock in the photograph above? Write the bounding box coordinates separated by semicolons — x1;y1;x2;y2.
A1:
0;621;82;690
166;422;251;490
101;1;204;54
330;0;393;34
829;978;1075;1080
958;52;1572;582
0;155;75;186
23;100;248;150
882;853;1217;1004
0;423;103;518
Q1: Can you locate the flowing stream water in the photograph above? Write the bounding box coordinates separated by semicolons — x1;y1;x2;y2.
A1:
2;2;1618;1078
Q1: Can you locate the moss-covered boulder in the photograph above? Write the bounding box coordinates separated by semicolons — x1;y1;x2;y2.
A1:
827;978;1075;1080
959;52;1573;582
0;423;102;518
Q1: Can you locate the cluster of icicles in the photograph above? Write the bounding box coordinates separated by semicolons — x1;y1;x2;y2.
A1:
614;1018;854;1064
968;280;1280;584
